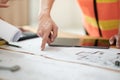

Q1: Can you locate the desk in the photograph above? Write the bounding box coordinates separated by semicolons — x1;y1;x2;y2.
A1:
0;32;120;80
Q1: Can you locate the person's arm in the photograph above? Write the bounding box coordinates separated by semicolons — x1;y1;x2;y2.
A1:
0;0;9;8
40;0;54;15
0;0;9;20
109;26;120;48
37;0;58;51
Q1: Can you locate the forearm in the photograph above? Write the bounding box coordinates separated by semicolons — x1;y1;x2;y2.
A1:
0;0;9;8
40;0;55;16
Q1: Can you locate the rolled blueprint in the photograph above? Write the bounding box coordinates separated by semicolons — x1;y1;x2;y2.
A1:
0;19;22;42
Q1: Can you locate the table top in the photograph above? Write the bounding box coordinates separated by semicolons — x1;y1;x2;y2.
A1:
0;36;120;80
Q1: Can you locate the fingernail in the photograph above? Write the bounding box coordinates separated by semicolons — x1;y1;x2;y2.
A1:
41;48;43;51
109;40;113;44
40;47;43;51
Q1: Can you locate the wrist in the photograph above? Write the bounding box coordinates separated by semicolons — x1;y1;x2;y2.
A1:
40;6;51;15
39;9;51;18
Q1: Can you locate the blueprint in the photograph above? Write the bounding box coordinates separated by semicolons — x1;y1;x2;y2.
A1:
0;38;120;72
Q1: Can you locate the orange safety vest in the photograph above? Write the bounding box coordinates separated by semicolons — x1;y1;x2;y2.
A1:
77;0;120;39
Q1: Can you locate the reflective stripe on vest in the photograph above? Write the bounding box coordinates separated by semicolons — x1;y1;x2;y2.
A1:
77;0;120;39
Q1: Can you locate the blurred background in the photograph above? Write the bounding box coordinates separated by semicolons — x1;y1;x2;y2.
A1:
0;0;85;35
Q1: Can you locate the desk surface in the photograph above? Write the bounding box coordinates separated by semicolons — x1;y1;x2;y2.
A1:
0;37;120;80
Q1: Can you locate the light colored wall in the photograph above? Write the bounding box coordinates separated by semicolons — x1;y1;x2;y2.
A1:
52;0;83;30
29;0;85;34
0;0;29;27
29;0;40;26
0;0;85;34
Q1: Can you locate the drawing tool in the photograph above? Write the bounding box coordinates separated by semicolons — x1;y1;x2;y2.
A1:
0;39;21;48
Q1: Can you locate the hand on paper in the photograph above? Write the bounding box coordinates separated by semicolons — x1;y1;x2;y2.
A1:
109;34;120;49
37;13;58;51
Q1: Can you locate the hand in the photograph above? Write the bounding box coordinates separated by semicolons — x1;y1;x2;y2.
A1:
37;13;58;51
0;0;9;8
109;34;120;48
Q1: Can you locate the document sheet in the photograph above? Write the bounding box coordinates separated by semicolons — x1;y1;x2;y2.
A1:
0;19;22;42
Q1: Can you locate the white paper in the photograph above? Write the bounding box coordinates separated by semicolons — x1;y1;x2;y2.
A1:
0;19;22;42
1;38;120;72
0;49;120;80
